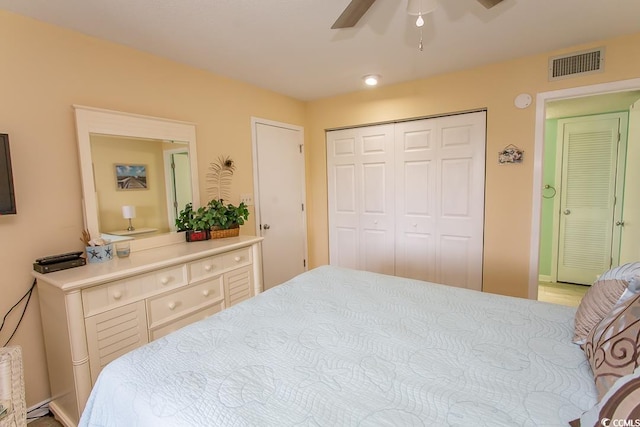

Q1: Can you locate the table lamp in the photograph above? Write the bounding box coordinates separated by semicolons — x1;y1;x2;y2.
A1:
122;205;136;231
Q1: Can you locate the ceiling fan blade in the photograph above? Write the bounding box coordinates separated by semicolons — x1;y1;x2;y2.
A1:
331;0;377;29
477;0;504;8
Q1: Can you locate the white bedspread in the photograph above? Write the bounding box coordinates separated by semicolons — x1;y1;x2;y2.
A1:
80;266;597;426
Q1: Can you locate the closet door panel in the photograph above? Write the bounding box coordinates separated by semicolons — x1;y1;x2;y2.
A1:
335;227;358;269
359;125;395;273
400;233;435;282
362;229;394;275
395;119;437;281
438;235;471;287
327;125;394;271
440;157;472;219
435;113;486;290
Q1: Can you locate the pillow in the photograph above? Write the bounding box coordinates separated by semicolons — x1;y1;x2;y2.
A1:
573;278;628;344
583;292;640;399
573;262;640;345
569;366;640;427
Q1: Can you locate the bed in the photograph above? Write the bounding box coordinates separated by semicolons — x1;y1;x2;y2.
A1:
79;265;600;426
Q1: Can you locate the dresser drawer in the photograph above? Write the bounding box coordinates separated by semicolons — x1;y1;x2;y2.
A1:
149;301;223;340
223;247;251;269
147;276;223;328
188;254;225;282
82;265;187;317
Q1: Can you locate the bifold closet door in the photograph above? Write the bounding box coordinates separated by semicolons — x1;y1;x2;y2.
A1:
327;112;486;290
395;112;486;290
326;125;395;275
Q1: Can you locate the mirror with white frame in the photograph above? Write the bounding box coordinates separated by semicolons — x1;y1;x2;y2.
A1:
74;105;200;250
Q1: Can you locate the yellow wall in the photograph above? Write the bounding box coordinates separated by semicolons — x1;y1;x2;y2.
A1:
305;32;640;299
0;11;305;407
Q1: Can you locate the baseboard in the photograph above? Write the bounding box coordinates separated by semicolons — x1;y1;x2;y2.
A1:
538;275;552;283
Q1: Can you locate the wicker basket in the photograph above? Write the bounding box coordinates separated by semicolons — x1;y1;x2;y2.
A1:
210;226;240;239
0;346;26;427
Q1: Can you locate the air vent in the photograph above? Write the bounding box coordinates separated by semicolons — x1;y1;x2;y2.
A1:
548;47;605;81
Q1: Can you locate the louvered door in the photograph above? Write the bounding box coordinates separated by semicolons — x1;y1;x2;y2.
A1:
557;115;622;285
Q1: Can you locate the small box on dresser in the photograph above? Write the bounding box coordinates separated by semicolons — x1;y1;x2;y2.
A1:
33;235;263;427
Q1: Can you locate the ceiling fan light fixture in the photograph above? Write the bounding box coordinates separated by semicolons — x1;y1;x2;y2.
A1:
407;0;438;16
363;75;380;86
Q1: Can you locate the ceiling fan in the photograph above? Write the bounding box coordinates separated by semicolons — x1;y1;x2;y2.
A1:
331;0;505;29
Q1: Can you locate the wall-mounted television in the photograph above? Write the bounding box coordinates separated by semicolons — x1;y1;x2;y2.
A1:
0;133;16;215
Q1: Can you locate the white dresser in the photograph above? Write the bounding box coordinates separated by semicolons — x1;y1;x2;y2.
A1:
34;236;263;427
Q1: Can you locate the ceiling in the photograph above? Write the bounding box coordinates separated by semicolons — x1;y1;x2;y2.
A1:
1;0;640;101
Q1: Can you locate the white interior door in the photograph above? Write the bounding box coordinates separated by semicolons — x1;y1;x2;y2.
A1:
327;125;395;275
557;114;624;284
395;112;486;290
253;120;307;290
620;101;640;263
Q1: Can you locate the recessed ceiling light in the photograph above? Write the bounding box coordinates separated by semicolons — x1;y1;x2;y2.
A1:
363;75;380;86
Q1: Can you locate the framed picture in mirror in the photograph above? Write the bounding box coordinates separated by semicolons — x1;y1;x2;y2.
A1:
115;164;148;190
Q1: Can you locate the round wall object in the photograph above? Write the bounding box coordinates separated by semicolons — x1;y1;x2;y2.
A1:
514;93;532;109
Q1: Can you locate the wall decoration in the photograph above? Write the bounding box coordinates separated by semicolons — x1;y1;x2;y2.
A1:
115;164;147;190
498;144;524;164
206;155;235;201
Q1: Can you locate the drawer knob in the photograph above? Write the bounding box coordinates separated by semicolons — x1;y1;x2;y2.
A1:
168;302;176;310
202;289;210;297
160;277;170;285
112;291;122;300
234;256;241;262
204;264;213;272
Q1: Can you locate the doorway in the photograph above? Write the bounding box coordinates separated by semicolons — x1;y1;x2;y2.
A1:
251;118;308;291
529;78;640;299
550;113;628;285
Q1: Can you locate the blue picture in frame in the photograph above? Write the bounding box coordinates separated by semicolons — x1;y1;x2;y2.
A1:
115;164;147;190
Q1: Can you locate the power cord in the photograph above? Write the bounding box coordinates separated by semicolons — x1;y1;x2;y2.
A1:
0;278;36;347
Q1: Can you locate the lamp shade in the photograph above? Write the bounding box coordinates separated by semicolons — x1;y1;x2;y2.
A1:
407;0;438;15
122;205;136;219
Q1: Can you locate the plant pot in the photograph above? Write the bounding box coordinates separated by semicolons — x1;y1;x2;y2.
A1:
185;230;211;242
210;225;240;239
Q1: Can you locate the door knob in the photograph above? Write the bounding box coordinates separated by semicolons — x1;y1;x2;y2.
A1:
616;221;625;226
263;224;271;230
563;209;571;215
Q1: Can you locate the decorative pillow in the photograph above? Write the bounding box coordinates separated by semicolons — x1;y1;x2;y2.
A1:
570;366;640;427
583;292;640;399
573;262;640;345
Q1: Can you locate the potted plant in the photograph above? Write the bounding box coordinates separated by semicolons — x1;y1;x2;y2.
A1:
176;200;250;241
175;202;213;242
207;199;250;238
